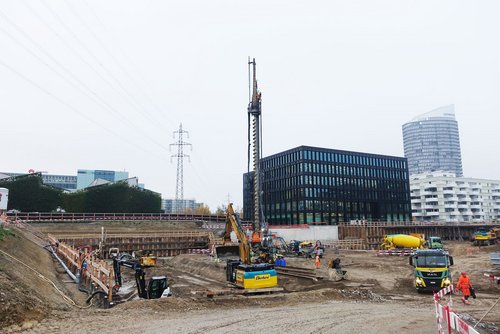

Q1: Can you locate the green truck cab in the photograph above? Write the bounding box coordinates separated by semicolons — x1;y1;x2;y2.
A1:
409;249;453;292
427;236;444;249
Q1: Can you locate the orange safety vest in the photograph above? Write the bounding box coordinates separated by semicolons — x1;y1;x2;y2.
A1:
457;275;472;297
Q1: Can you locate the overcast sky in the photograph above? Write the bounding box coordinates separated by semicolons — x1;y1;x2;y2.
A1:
1;0;499;211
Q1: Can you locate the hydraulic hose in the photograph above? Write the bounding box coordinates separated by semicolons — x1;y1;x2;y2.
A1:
86;291;107;304
45;245;77;282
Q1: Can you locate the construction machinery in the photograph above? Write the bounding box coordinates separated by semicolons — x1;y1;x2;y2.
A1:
223;203;277;289
218;59;279;289
246;57;274;250
471;228;497;246
426;236;444;249
288;240;326;258
380;234;425;250
112;253;170;299
409;249;453;292
327;257;349;281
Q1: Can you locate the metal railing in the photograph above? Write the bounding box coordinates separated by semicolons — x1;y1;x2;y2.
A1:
8;212;235;223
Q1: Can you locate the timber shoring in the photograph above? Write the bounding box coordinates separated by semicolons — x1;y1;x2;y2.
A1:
51;231;214;258
338;222;500;250
48;235;113;303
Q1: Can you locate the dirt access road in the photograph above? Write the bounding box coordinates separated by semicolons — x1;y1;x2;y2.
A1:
18;297;436;334
1;222;499;333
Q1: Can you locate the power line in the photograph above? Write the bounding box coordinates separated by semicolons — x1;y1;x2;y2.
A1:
63;0;170;131
80;0;176;127
41;0;167;134
0;7;169;152
0;57;161;159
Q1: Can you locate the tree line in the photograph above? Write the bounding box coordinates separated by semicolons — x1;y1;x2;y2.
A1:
0;174;161;213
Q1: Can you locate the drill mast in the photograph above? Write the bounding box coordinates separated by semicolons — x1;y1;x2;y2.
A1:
247;58;266;244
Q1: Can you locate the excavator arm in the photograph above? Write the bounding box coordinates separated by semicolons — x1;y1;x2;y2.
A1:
112;256;148;298
223;203;251;264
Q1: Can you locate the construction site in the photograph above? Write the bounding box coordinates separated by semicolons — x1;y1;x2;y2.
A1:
1;60;499;334
0;214;498;334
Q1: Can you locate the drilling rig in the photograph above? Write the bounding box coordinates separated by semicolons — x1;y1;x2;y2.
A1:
247;58;272;249
216;58;275;266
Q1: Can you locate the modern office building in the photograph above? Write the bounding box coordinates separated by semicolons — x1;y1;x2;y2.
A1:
410;171;500;222
161;199;202;213
243;145;411;225
0;172;77;191
402;105;463;176
77;170;129;190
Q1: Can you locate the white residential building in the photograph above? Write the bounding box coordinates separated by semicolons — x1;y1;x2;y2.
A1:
410;171;500;222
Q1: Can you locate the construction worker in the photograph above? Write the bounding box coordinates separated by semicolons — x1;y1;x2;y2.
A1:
456;271;473;304
315;254;321;269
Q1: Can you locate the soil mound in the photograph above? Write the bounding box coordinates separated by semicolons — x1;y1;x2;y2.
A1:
0;227;70;329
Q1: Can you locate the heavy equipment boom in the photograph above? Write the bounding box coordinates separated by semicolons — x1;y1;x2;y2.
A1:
112;254;170;299
223;203;251;264
247;58;270;247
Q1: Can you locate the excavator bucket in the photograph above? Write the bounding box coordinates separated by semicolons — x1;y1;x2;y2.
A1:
215;245;240;259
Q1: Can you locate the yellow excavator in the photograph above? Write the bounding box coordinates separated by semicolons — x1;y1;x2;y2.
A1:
223;203;277;289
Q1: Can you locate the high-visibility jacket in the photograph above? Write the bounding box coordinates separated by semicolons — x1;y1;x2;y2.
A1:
457;275;472;297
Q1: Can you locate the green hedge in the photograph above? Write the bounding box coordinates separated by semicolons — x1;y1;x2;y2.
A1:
0;175;61;212
0;175;161;213
63;182;161;213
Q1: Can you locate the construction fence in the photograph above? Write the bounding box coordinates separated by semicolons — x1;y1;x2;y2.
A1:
433;286;480;334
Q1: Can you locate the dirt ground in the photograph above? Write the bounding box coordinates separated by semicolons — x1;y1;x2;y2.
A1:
1;222;499;334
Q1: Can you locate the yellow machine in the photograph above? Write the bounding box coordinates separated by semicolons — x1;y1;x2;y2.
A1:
472;228;498;246
380;234;425;249
223;204;277;289
139;255;157;267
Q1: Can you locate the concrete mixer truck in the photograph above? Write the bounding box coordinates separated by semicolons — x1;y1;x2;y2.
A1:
380;234;425;250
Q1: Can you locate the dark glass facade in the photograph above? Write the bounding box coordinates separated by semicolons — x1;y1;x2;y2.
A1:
243;146;411;225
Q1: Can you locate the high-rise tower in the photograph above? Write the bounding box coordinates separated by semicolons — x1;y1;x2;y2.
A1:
402;105;463;176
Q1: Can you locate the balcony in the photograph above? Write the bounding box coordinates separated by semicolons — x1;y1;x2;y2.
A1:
412;212;423;217
444;196;459;201
470;204;482;210
411;198;422;204
425;197;439;203
457;204;469;209
421;190;435;196
444;204;457;209
443;189;455;195
425;211;440;217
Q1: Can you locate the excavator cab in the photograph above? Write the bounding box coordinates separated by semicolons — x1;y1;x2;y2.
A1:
148;276;170;299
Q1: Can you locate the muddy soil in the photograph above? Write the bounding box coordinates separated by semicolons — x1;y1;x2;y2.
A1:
1;223;499;334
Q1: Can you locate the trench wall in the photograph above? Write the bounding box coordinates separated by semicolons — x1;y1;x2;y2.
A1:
54;231;213;258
